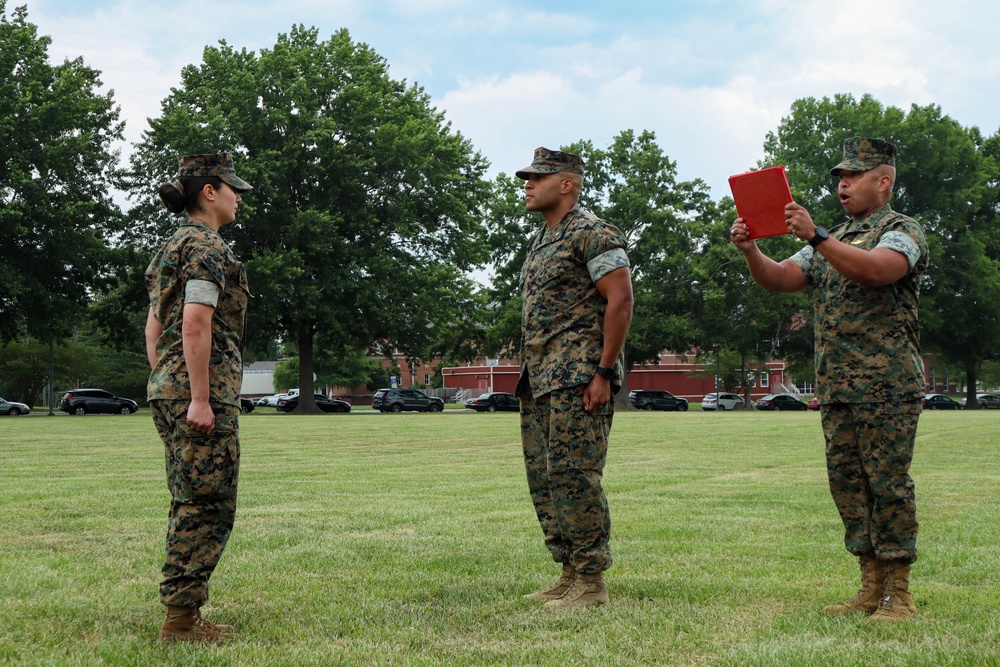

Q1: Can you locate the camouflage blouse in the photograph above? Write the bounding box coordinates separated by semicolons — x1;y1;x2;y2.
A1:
790;204;929;403
518;207;630;398
145;220;249;406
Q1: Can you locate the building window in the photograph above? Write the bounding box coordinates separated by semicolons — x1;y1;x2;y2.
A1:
424;373;430;385
760;372;769;388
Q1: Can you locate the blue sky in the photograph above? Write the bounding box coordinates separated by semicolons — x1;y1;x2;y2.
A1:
26;0;1000;198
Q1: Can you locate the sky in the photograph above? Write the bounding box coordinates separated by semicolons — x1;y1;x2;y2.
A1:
22;0;1000;199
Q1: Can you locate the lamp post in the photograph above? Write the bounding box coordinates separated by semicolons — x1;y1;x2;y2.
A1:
48;338;55;416
716;345;721;413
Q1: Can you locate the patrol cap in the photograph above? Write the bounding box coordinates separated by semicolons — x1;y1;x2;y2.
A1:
830;137;896;176
515;147;585;179
177;152;253;192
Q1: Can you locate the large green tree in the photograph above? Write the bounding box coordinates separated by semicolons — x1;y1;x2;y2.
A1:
762;94;1000;407
0;2;124;342
125;26;489;412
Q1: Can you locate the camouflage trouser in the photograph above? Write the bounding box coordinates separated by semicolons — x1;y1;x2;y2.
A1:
821;401;920;564
519;384;613;574
151;400;240;608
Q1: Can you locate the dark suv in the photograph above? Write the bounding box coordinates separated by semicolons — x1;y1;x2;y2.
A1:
372;388;444;413
628;389;689;411
60;389;139;415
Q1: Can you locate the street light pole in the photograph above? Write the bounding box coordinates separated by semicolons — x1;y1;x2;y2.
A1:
48;338;55;416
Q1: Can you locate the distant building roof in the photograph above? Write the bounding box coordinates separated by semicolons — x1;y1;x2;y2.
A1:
244;360;280;373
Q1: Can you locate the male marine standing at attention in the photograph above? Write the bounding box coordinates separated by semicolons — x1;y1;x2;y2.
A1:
515;147;633;609
730;138;928;621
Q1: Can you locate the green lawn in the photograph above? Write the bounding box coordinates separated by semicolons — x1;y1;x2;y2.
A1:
1;409;999;666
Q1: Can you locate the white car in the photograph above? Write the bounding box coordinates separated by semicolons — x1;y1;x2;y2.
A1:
0;395;30;416
255;393;287;407
701;392;743;411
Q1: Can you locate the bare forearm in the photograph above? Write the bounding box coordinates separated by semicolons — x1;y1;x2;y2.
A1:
815;240;909;286
145;307;162;369
742;244;802;293
182;305;214;403
601;295;633;367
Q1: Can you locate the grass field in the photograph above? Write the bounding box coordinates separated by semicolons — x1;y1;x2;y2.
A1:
1;408;999;666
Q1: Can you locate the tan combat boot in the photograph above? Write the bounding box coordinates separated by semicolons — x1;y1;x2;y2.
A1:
159;605;236;642
543;571;608;609
822;555;883;615
869;560;916;622
524;564;577;602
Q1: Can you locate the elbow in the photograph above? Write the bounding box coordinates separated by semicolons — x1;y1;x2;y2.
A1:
855;268;897;287
615;293;635;322
182;319;207;340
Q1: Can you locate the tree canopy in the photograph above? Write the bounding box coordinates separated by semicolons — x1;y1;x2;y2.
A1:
125;26;490;412
0;2;124;342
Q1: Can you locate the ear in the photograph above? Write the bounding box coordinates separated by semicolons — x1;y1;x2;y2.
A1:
201;183;217;201
877;173;893;193
560;177;574;194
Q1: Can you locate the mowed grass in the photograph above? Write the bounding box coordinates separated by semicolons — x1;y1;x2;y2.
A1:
1;408;999;666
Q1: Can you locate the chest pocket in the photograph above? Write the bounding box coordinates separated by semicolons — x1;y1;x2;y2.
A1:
525;241;581;294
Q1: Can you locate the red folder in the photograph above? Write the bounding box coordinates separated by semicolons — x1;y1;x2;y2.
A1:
728;166;793;240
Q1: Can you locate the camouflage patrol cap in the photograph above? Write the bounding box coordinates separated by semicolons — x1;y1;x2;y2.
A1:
830;137;896;176
177;152;253;192
515;147;585;179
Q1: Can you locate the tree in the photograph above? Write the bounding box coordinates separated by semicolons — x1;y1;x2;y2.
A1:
686;205;809;406
0;2;124;342
124;26;489;413
569;131;719;406
763;95;1000;408
481;173;535;356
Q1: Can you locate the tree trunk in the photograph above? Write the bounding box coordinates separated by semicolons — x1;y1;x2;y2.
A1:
615;368;633;410
295;326;322;414
964;362;979;410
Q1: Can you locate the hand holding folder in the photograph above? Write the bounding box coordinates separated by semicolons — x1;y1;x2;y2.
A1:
728;166;793;240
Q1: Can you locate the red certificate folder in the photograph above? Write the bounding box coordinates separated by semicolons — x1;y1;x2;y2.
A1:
728;166;793;240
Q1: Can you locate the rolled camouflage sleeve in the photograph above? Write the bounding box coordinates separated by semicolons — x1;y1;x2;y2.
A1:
185;279;221;307
588;248;629;282
788;245;815;282
877;231;922;270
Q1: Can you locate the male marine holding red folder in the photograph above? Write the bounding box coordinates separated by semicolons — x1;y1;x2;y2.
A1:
730;137;928;621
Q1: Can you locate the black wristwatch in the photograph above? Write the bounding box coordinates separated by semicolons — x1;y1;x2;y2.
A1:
809;226;830;248
595;366;616;381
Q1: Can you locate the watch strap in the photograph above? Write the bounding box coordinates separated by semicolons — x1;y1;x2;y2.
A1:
809;226;830;248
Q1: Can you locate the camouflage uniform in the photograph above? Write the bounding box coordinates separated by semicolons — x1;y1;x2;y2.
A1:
516;172;630;574
790;188;929;564
146;153;251;609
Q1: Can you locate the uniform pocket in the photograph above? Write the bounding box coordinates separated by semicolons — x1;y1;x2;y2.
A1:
169;415;240;502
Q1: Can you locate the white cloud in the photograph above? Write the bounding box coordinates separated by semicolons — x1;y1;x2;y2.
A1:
23;0;1000;203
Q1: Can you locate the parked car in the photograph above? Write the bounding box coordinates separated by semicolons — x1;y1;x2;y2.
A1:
372;388;444;413
807;397;820;411
255;393;285;407
961;393;1000;409
628;389;689;411
240;398;255;414
0;395;30;416
756;394;808;411
701;392;742;411
922;394;961;410
59;389;139;415
276;393;351;413
465;392;519;412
